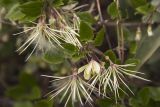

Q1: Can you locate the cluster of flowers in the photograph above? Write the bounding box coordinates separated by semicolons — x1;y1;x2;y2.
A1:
43;57;149;106
135;24;153;41
14;5;149;107
15;8;82;60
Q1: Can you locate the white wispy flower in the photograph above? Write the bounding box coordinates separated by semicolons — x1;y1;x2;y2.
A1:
101;62;150;101
15;7;82;60
42;73;96;107
147;25;153;37
15;19;67;60
78;60;101;80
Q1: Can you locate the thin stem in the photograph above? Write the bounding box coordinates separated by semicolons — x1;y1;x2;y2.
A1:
115;0;124;63
120;25;124;63
116;21;121;61
96;0;112;49
88;44;112;63
98;20;160;26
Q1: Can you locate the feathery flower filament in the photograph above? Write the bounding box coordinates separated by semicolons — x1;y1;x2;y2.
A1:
16;9;82;60
84;56;150;101
50;8;82;48
42;73;96;107
101;60;150;101
15;18;69;60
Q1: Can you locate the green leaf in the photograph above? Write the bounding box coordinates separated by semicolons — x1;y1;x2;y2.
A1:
78;12;96;24
129;41;138;55
128;0;147;8
6;85;41;100
104;50;117;63
34;100;53;107
20;1;43;17
129;97;142;107
72;52;85;62
98;99;124;107
147;100;160;107
129;87;160;107
19;72;37;87
150;87;160;101
97;99;114;107
43;52;64;64
125;58;140;71
14;102;33;107
63;0;76;5
63;43;77;55
136;26;160;69
20;15;38;22
138;87;151;105
136;4;155;15
6;86;25;100
94;28;105;46
52;0;64;7
0;0;16;7
79;21;94;41
107;2;119;19
30;86;41;100
5;3;25;21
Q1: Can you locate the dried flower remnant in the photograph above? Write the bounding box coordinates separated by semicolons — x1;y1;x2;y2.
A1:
42;73;96;107
49;8;82;48
135;27;142;41
147;24;153;37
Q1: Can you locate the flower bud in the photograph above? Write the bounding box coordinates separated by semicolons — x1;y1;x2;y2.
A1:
147;25;153;37
84;62;92;80
78;60;101;80
92;60;101;74
135;27;141;41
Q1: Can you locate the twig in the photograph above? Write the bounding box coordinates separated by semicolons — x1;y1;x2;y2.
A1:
98;20;160;27
96;0;112;49
0;20;17;27
114;0;125;63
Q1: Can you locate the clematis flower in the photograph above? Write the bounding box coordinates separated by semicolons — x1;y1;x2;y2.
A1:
86;56;150;101
15;9;82;60
78;60;101;80
101;62;150;101
42;73;96;107
15;18;67;60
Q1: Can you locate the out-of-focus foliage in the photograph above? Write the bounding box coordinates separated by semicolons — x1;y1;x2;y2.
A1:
0;0;160;107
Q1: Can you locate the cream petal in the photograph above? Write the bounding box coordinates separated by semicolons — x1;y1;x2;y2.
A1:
92;60;101;74
84;62;92;80
78;65;87;73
